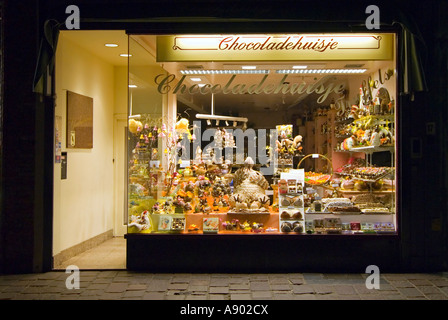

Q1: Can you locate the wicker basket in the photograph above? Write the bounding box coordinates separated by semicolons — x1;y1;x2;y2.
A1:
297;154;333;186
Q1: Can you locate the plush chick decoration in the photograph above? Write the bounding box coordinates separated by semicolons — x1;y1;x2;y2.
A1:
175;118;193;140
175;118;190;133
129;119;143;135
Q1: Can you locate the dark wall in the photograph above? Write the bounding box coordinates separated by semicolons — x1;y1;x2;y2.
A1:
1;0;54;274
395;0;448;271
1;0;40;273
1;0;447;273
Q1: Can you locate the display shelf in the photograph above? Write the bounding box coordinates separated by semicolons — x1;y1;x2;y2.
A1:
226;211;271;215
349;145;395;154
361;211;394;215
335;171;394;183
304;212;394;220
304;210;393;216
331;212;362;215
125;230;397;236
337;189;395;194
320;184;394;194
334;145;395;154
353;114;395;124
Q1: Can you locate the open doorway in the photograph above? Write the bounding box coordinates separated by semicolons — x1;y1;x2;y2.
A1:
52;30;129;270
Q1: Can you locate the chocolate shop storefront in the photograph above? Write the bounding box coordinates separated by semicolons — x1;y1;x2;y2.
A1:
1;0;447;274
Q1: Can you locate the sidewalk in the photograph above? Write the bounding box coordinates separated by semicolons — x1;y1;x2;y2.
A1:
1;270;448;300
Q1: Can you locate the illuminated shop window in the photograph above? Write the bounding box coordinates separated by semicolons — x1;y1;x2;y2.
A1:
127;33;397;236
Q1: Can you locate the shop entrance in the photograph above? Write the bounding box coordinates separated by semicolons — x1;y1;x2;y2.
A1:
52;30;129;270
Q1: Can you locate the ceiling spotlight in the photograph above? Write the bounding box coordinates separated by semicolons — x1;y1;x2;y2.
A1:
225;120;229;126
292;65;307;69
105;43;119;47
120;54;132;57
233;121;237;127
207;119;211;125
216;120;220;126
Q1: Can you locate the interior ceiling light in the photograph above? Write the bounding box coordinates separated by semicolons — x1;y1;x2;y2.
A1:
181;69;270;75
276;69;367;74
292;65;308;69
242;65;257;70
105;43;118;47
197;113;248;123
128;84;138;88
120;53;132;57
190;78;202;81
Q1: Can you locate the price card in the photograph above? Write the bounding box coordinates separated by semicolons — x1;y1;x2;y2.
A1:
203;217;219;234
150;160;160;168
179;160;190;168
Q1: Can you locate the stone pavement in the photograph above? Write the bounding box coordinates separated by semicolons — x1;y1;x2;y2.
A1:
1;271;448;300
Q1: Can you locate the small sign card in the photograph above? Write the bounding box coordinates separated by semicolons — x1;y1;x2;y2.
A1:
203;217;220;234
158;215;172;231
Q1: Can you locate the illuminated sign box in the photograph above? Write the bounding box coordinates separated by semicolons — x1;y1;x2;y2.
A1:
157;34;395;62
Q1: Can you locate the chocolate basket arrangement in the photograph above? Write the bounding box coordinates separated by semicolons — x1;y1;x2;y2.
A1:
298;153;333;186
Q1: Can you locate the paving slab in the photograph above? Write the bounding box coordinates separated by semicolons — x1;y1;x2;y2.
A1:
209;286;230;294
292;284;315;294
230;293;252;300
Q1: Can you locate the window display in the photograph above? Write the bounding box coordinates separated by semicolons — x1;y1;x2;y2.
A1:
126;33;397;237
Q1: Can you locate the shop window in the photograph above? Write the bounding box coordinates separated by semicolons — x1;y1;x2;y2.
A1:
127;33;397;236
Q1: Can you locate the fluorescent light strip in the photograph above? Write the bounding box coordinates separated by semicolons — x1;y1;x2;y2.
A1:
181;70;270;75
276;69;367;74
196;113;248;123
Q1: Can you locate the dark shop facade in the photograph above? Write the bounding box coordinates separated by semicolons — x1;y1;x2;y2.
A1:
1;0;448;274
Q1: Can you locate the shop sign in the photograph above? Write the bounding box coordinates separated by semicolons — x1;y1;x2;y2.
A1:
154;73;346;104
157;33;394;62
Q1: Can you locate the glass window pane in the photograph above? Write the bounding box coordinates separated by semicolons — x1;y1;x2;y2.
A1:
127;33;397;236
